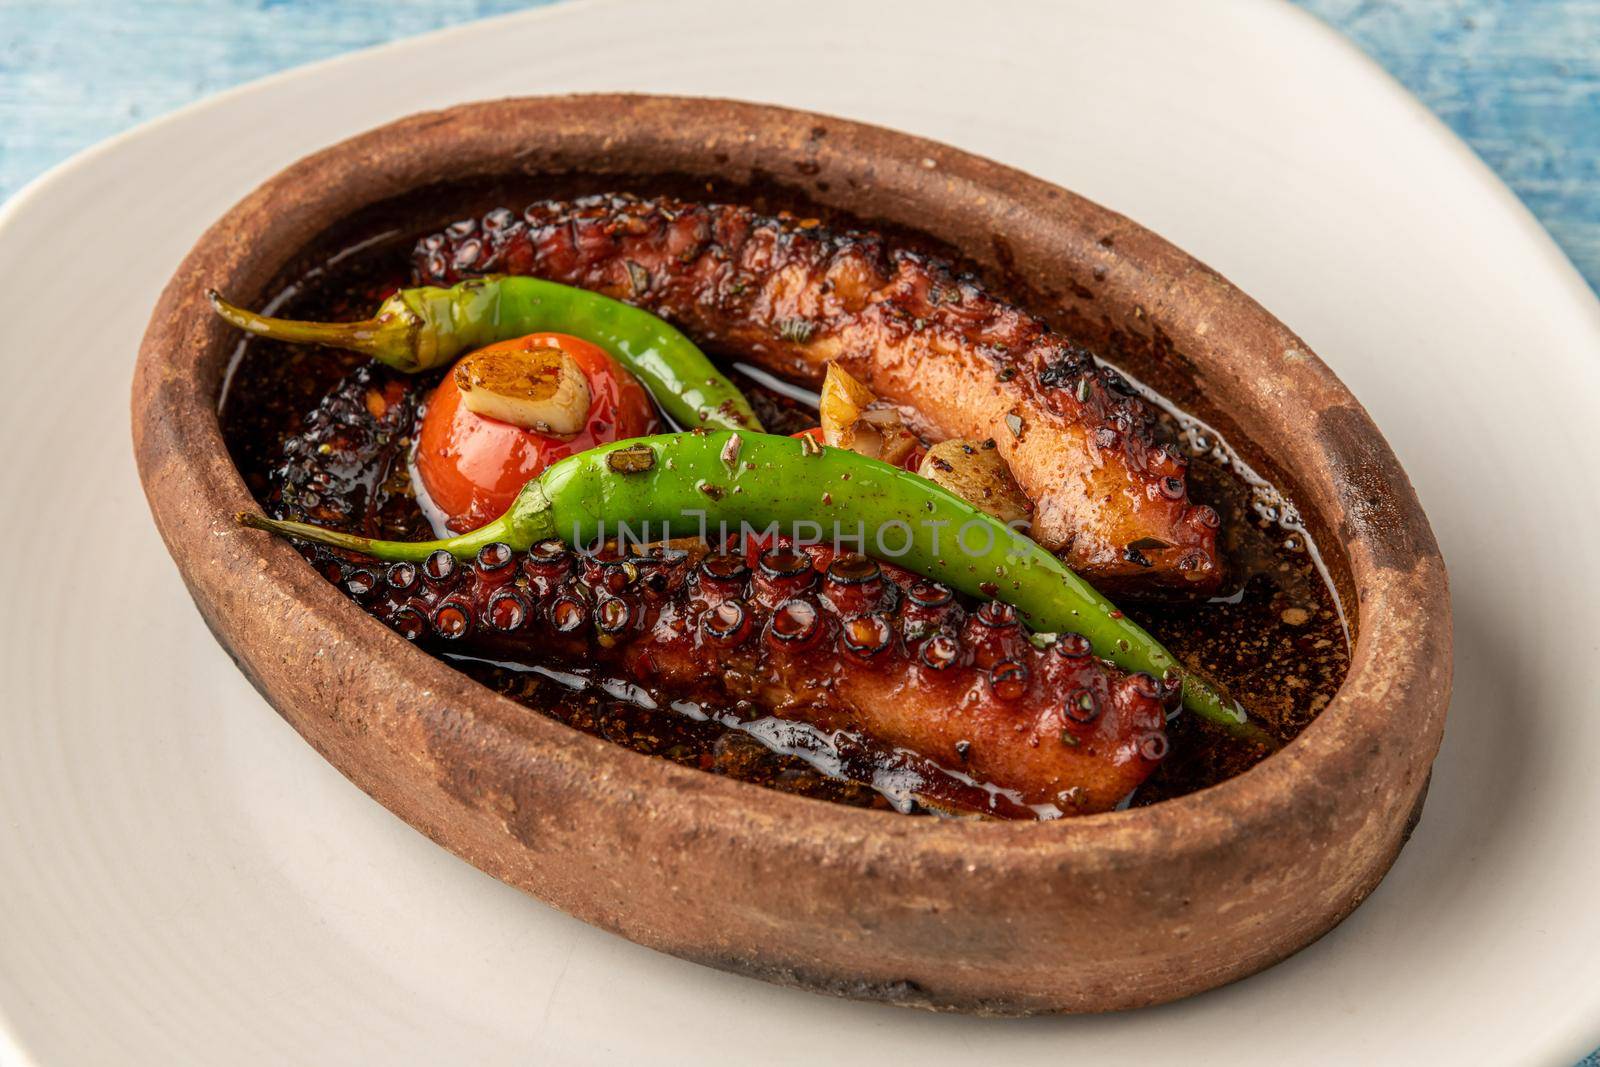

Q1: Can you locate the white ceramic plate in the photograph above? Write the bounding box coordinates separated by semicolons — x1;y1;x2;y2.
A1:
2;0;1597;1063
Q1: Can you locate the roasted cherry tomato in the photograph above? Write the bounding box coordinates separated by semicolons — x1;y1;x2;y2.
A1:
415;332;657;532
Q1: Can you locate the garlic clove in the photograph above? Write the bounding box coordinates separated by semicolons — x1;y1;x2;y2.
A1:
454;345;591;435
918;439;1032;528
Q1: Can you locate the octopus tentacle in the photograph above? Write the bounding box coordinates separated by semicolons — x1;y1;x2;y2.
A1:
309;537;1171;814
267;363;422;536
413;194;1221;594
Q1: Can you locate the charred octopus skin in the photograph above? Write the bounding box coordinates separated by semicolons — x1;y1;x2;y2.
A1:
312;538;1171;814
414;195;1222;594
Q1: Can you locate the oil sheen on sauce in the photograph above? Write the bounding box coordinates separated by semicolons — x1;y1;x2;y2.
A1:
220;205;1350;820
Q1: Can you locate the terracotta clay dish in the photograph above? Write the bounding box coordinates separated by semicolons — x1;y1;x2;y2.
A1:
131;95;1450;1014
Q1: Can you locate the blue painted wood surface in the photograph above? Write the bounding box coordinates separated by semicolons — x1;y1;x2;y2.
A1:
2;0;1596;296
0;2;1596;1061
1297;0;1600;296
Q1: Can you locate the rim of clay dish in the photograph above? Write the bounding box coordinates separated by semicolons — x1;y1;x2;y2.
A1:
134;95;1450;886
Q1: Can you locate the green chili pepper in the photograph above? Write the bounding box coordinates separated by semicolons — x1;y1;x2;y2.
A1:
208;276;763;433
240;429;1267;742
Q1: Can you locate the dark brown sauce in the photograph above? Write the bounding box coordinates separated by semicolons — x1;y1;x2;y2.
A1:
219;192;1349;818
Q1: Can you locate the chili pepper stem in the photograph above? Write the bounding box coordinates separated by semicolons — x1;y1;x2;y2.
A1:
208;290;420;370
236;481;557;563
237;512;506;563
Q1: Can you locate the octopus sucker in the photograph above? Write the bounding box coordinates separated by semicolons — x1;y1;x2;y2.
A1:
413;193;1221;594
